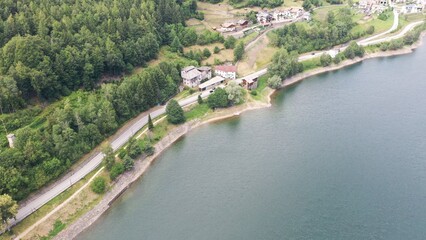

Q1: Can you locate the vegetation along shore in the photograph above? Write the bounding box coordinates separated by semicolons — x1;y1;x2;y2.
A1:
0;0;425;238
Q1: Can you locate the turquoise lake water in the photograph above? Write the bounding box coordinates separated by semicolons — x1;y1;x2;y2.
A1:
79;43;426;240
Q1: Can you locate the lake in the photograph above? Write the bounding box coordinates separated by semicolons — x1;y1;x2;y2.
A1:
78;44;426;240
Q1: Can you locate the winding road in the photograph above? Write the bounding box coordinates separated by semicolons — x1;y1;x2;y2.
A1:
4;7;424;233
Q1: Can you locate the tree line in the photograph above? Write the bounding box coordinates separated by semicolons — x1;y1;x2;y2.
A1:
0;61;183;201
270;8;359;54
0;0;198;113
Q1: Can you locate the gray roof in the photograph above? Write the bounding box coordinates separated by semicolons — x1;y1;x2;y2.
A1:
181;66;201;80
198;66;211;71
199;76;225;89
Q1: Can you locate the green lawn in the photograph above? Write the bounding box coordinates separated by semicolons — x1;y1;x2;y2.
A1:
313;5;347;22
351;12;394;36
184;103;211;120
302;57;322;71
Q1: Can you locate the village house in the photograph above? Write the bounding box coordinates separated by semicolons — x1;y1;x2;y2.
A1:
237;19;249;26
198;76;225;91
198;66;212;81
214;65;237;80
220;22;237;32
272;10;291;22
256;11;272;23
181;66;212;88
240;76;258;90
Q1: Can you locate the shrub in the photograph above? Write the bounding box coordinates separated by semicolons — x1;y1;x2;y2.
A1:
214;46;220;54
224;36;236;49
143;143;155;156
250;90;258;96
207;88;229;108
110;163;125;180
91;176;106;194
203;48;211;58
366;25;375;35
267;75;282;89
320;53;332;67
123;155;134;171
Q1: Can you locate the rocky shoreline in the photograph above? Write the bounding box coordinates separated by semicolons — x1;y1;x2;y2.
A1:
54;34;425;240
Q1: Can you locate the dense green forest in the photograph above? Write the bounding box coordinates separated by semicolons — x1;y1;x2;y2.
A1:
0;0;204;202
270;8;359;53
0;0;198;113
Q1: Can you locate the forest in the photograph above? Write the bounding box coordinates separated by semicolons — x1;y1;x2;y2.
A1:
0;0;198;113
270;8;359;54
0;0;207;202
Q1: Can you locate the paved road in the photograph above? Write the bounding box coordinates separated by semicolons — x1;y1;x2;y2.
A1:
5;10;424;232
6;90;213;229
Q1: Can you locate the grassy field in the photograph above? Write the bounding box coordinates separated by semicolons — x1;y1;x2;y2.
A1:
250;75;270;101
313;5;347;22
184;103;211;120
351;13;394;36
302;57;322;71
184;43;234;65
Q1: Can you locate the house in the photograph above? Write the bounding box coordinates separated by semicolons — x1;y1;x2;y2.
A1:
240;76;258;90
215;65;237;80
222;22;236;28
401;4;419;13
303;12;311;21
198;66;212;81
273;10;292;21
198;76;225;91
256;11;272;23
237;20;249;26
181;66;212;88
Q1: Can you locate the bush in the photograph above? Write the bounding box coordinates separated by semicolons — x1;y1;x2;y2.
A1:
250;90;258;96
91;177;106;194
333;53;344;64
127;138;142;159
366;25;375;35
143;143;155;156
207;88;229;108
224;36;236;49
233;42;245;62
123;155;134;171
320;53;332;67
214;46;220;54
267;75;282;89
110;163;125;180
203;48;211;58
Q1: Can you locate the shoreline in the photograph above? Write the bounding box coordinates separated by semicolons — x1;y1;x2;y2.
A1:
54;34;424;239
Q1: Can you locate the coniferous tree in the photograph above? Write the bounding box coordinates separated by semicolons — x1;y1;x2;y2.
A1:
148;114;154;131
166;100;185;124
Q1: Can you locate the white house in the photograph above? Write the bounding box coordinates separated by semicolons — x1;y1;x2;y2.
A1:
401;4;420;13
214;65;237;80
181;66;212;88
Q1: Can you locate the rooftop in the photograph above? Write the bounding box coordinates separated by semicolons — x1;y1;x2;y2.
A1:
198;66;212;71
215;65;237;73
199;76;225;89
181;66;201;80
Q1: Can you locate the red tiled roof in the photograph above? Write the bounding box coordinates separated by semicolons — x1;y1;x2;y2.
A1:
215;65;237;73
